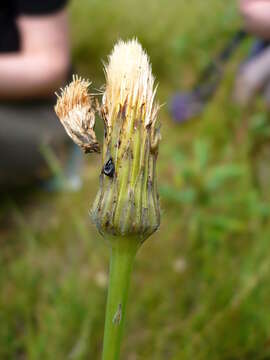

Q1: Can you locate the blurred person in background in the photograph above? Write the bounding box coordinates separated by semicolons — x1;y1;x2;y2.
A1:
0;0;81;191
234;0;270;106
170;0;270;123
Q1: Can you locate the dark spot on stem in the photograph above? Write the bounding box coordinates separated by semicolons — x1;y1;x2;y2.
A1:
113;304;122;325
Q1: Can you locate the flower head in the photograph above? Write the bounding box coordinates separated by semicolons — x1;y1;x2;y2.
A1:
55;75;100;153
54;40;161;243
92;39;161;242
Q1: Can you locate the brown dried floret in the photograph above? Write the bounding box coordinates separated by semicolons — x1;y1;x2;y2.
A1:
55;75;100;153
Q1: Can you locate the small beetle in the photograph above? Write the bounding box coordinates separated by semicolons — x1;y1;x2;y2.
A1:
103;157;115;178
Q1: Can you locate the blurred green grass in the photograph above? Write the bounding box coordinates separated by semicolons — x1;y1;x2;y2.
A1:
2;0;270;359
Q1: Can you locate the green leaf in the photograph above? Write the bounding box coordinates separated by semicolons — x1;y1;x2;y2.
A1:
194;140;209;170
207;164;245;191
160;185;196;204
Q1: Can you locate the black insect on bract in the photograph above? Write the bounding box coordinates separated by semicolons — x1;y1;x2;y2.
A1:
103;157;115;178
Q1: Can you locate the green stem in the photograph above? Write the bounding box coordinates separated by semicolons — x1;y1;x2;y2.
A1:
102;236;138;360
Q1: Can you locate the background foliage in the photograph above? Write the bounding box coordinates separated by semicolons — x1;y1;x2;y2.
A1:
2;0;270;358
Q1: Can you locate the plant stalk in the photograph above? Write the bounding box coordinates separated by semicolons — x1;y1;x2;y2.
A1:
102;236;138;360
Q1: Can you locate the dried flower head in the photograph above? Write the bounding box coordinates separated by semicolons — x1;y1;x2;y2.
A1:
55;75;100;153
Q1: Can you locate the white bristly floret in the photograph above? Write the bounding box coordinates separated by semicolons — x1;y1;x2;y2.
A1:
104;39;158;127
